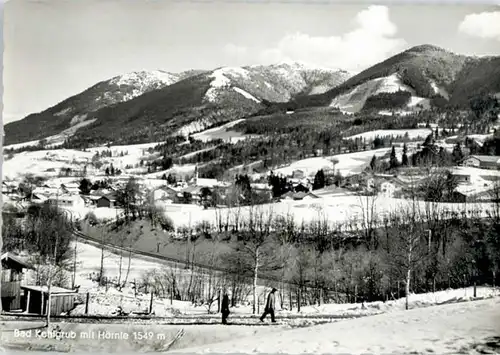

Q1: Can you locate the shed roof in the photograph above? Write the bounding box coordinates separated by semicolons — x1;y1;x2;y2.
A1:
1;252;34;269
21;285;77;294
469;155;500;163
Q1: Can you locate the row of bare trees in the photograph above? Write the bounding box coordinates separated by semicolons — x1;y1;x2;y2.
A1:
111;186;498;314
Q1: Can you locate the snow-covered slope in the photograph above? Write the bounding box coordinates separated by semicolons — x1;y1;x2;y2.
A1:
430;79;450;99
175;295;500;354
347;129;433;141
203;63;352;104
107;70;183;101
329;73;430;114
171;63;351;136
4;69;205;146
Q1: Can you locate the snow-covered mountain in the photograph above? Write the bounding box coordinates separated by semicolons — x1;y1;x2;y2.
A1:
291;44;500;114
203;63;352;104
106;70;186;101
3;69;206;145
4;63;351;145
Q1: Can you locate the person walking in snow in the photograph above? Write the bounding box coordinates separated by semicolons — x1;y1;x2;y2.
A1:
221;290;231;325
260;288;277;323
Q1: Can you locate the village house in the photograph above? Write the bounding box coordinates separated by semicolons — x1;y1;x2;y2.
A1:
32;185;61;197
250;183;273;199
41;182;61;190
96;194;118;208
150;186;178;204
451;171;472;184
179;185;203;204
46;194;85;209
189;166;221;188
195;178;220;188
454;184;499;203
292;169;305;180
1;252;33;312
85;189;111;206
24;192;48;204
379;180;397;197
463;155;500;170
294;182;310;193
60;183;81;195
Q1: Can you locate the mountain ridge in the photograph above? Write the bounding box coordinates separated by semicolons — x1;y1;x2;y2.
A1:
4;63;351;146
286;44;500;113
4;44;500;147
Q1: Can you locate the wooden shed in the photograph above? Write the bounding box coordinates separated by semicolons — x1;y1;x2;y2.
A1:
1;252;33;312
96;193;117;208
20;285;78;316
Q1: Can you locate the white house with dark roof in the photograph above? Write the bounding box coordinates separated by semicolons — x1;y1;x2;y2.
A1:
189;166;220;188
46;194;85;209
463;155;500;170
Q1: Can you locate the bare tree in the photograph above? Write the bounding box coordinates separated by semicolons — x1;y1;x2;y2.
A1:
356;188;379;247
238;204;277;314
388;204;428;310
290;245;313;312
114;223;129;289
487;179;500;222
98;233;109;286
200;234;226;313
273;211;297;308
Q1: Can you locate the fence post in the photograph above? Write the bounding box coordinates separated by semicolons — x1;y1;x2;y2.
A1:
40;292;45;315
149;291;154;314
85;292;89;315
217;288;221;313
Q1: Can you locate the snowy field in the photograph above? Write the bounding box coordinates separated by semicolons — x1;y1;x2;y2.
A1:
271;148;392;177
174;295;500;354
2;150;91;179
347;128;432;141
68;206;124;221
162;193;496;229
3;142;164;179
191;119;252;143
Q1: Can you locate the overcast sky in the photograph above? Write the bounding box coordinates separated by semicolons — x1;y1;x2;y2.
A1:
3;0;500;123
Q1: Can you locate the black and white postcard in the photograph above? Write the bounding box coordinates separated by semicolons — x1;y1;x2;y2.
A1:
1;0;500;354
